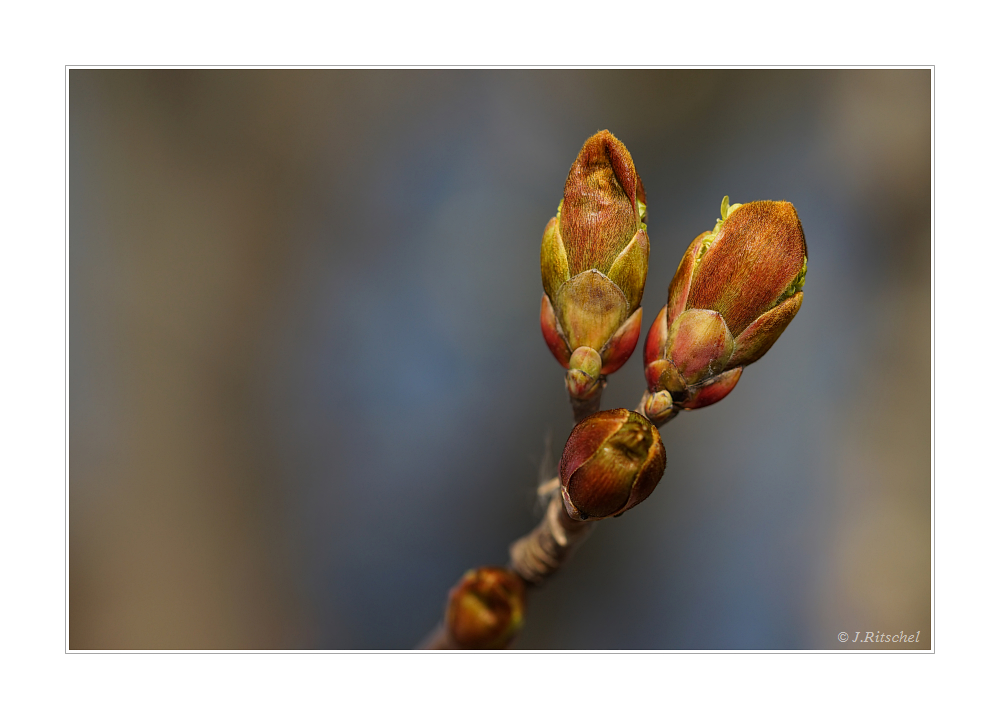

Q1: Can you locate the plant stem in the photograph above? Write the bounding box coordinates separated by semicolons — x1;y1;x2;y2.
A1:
417;623;457;650
420;490;594;649
569;380;605;423
508;493;594;586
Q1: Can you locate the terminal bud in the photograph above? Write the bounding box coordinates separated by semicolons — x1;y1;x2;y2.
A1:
540;131;649;400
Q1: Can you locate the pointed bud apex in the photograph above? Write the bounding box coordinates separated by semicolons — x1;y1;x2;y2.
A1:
561;131;641;275
559;409;666;521
540;131;649;378
445;567;526;650
643;199;807;417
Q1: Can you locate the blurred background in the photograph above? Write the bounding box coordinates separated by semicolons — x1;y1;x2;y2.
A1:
69;69;930;650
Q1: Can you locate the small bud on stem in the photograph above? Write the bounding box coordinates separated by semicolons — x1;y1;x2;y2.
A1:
559;408;666;520
422;567;526;650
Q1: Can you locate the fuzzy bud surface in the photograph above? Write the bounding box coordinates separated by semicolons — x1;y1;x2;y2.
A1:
540;131;649;381
643;197;807;423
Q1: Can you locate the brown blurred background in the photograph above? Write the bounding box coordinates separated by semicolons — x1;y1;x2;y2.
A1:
69;69;930;649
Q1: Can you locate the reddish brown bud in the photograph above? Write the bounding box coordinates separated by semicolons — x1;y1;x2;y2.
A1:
644;198;807;418
540;131;649;378
559;409;666;521
687;200;806;337
445;567;526;650
561;131;643;277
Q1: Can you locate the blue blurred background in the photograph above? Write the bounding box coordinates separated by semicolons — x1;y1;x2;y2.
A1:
69;69;930;649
